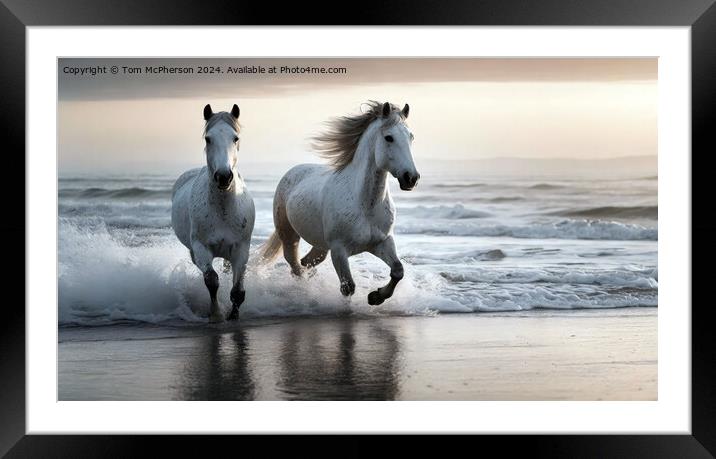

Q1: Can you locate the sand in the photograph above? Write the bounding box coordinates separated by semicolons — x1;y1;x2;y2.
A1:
58;307;656;401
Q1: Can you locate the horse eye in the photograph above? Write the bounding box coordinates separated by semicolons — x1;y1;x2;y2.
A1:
384;135;394;143
205;137;211;144
234;136;239;143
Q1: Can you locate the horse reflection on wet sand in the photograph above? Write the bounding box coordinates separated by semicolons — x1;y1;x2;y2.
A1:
174;318;400;400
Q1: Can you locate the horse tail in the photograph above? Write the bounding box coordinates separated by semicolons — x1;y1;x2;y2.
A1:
257;231;282;265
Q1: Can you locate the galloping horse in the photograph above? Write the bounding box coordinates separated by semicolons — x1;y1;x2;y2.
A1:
172;104;255;322
261;101;419;305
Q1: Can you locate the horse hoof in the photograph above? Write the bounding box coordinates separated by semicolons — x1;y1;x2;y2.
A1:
340;283;355;296
368;291;385;305
227;306;240;321
209;313;224;323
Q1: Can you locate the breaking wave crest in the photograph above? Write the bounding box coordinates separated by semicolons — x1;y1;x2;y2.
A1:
60;187;173;200
551;205;657;220
58;219;657;326
400;204;491;219
396;219;657;241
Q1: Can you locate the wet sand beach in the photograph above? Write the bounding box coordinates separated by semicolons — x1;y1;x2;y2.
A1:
58;308;656;401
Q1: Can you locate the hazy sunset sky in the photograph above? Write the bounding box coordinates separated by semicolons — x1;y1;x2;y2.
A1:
58;58;657;174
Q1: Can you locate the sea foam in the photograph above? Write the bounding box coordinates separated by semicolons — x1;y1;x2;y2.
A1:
396;219;657;241
58;219;657;326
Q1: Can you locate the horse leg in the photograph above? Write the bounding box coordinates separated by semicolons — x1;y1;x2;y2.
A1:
227;241;250;321
301;246;329;269
367;236;403;306
330;245;355;296
192;240;222;323
274;198;304;276
282;238;304;277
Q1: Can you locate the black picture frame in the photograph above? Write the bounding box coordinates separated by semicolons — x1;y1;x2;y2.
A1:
2;0;712;456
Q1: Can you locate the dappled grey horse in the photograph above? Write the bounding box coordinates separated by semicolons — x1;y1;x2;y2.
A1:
261;101;419;305
172;104;255;322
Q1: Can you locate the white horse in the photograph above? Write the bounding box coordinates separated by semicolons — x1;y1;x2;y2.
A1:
260;101;419;305
172;104;255;322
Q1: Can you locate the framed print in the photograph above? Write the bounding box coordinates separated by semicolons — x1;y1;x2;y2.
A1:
3;0;714;456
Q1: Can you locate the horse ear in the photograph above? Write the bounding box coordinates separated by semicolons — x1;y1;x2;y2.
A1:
382;101;391;118
231;104;240;119
402;103;409;119
203;104;213;121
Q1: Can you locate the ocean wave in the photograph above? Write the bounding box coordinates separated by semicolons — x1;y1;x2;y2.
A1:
57;220;459;326
59;204;171;229
395;219;657;241
444;283;657;311
431;182;485;189
400;204;491;219
460;249;506;261
404;249;506;265
529;183;565;190
440;267;657;289
58;220;656;326
551;205;657;220
488;196;524;202
60;177;152;183
60;187;172;200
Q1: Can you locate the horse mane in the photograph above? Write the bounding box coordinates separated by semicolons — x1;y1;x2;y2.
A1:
311;100;406;171
203;112;241;136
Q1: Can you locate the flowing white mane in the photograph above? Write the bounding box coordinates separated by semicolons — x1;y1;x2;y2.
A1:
311;101;406;170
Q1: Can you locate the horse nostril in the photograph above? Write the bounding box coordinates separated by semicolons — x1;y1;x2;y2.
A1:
214;171;232;188
403;172;411;184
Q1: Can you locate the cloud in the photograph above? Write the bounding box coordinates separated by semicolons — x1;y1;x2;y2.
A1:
58;57;657;101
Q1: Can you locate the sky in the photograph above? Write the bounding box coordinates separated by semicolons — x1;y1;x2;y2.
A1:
58;58;657;174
